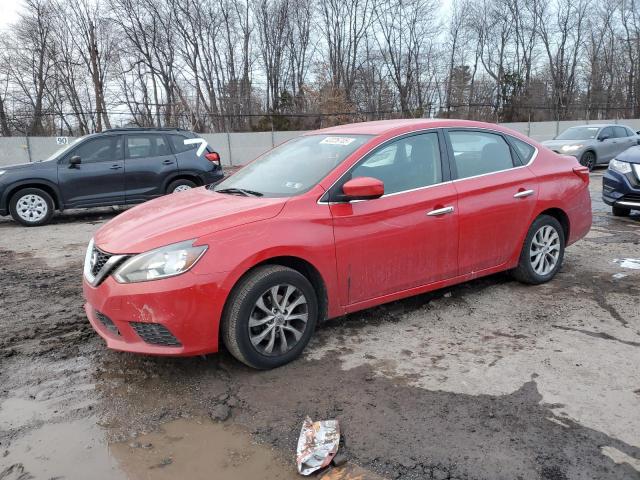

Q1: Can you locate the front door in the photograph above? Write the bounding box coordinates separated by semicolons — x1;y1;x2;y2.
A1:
329;131;459;305
124;134;178;203
445;129;538;274
57;135;125;208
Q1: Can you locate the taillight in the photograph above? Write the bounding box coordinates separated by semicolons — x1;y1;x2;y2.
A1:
205;152;221;166
572;166;590;183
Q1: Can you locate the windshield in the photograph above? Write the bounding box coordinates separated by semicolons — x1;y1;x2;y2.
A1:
45;137;86;161
556;127;600;140
213;134;372;197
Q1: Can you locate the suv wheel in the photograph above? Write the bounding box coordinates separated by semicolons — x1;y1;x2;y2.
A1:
221;265;318;369
512;215;565;285
167;179;197;193
612;206;631;217
9;188;55;226
580;151;596;171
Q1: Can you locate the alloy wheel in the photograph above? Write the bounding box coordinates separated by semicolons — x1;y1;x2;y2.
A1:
529;225;561;276
16;194;48;223
173;184;192;193
248;284;309;356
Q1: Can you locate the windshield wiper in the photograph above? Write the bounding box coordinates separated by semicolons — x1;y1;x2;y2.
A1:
215;187;264;197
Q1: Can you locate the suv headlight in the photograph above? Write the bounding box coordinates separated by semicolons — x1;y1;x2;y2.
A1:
609;159;632;174
114;240;207;283
561;145;582;152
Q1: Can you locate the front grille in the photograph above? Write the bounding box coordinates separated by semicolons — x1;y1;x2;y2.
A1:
622;193;640;202
96;311;120;336
130;323;182;347
91;248;112;277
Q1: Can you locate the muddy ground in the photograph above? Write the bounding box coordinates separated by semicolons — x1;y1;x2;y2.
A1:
0;171;639;480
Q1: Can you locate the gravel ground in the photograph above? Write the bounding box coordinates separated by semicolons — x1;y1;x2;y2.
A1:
0;171;639;480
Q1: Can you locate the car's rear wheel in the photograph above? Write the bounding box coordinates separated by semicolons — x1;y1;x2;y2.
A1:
9;188;55;226
612;206;631;217
167;179;197;194
512;215;565;285
580;151;596;171
221;265;318;369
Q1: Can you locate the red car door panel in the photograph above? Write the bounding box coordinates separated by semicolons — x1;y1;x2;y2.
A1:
454;167;538;273
330;184;459;304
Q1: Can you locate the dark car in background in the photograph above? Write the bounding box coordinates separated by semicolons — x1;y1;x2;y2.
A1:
0;128;223;226
603;145;640;217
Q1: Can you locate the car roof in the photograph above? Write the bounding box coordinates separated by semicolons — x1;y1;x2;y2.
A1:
306;118;522;138
566;124;627;129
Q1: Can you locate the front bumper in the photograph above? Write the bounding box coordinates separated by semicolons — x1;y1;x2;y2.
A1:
602;168;640;210
83;269;228;356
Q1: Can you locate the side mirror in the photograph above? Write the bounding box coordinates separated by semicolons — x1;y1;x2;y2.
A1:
341;177;384;201
69;155;82;167
599;135;610;142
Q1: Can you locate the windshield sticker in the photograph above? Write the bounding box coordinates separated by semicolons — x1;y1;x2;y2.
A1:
285;181;303;189
320;136;356;146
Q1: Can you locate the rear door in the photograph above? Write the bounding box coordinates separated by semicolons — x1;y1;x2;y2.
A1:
124;133;178;204
57;135;125;207
445;129;538;274
329;131;459;305
613;126;636;155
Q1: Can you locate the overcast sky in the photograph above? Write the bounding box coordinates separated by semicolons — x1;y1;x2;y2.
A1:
0;0;453;30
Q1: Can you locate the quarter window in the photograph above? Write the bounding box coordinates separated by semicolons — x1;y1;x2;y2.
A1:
448;131;515;179
169;134;197;153
509;137;536;164
71;136;122;164
126;135;171;159
350;133;443;195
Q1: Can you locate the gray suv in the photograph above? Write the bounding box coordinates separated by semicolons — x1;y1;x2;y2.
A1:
0;128;223;226
542;124;640;170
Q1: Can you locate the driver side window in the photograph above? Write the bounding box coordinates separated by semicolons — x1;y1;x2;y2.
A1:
70;136;122;163
350;132;442;195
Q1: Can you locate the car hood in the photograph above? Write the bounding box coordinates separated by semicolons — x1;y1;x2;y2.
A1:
541;139;594;149
94;187;287;254
616;145;640;164
0;160;54;172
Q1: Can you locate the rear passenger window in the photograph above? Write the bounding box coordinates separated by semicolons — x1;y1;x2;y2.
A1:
614;126;628;138
126;135;171;159
509;137;536;164
351;132;442;195
448;131;515;179
169;134;197;153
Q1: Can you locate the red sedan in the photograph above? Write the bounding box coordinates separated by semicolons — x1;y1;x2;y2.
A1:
83;119;592;369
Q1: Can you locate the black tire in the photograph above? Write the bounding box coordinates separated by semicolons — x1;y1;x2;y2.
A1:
221;265;318;369
580;151;596;171
167;179;197;194
612;206;631;217
9;187;55;226
512;215;565;285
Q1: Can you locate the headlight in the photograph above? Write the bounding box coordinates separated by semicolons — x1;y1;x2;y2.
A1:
114;240;207;283
561;145;582;152
609;159;632;174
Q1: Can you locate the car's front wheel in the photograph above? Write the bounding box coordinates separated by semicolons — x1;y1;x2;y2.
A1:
580;151;596;171
512;215;565;285
221;265;318;369
9;188;55;226
612;206;631;217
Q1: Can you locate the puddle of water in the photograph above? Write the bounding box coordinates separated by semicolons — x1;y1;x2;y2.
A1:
110;418;300;480
2;417;122;480
3;416;301;480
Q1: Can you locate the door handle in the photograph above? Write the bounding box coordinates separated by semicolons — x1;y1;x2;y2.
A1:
427;206;455;216
514;189;534;198
162;159;174;165
110;164;122;170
